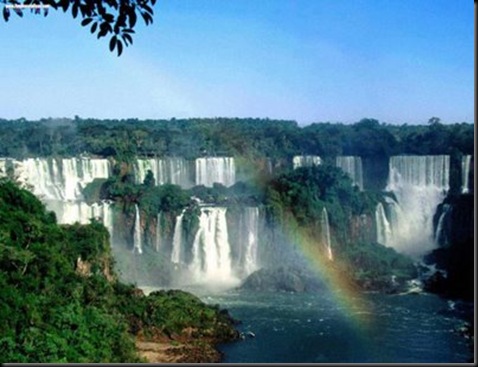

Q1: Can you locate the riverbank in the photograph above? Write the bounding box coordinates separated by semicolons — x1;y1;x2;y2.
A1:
129;288;241;363
136;339;223;363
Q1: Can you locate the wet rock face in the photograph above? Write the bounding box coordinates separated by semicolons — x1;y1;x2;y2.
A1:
426;194;474;301
240;266;325;293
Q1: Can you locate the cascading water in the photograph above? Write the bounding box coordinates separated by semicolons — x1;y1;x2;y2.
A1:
434;204;451;247
461;155;471;193
321;208;333;261
171;211;185;264
336;156;364;191
189;207;239;286
57;200;113;231
234;207;260;277
132;206;142;254
17;158;110;201
385;155;449;257
5;157;112;227
375;202;392;246
61;158;110;200
135;157;193;188
133;204;143;254
292;155;322;169
195;157;236;187
22;158;64;200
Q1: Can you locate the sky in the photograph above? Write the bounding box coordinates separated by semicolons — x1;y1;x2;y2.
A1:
0;0;474;125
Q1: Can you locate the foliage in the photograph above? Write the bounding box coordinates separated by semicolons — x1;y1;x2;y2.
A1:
0;117;472;160
338;241;417;287
261;166;417;290
265;164;378;229
0;179;238;363
115;288;238;341
1;0;156;56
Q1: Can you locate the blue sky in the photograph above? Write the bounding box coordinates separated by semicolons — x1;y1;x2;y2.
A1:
0;0;473;125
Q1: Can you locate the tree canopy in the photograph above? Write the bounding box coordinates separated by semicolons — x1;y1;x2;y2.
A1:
0;177;239;362
0;117;473;160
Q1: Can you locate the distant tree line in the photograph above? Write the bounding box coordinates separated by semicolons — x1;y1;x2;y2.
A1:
0;117;473;159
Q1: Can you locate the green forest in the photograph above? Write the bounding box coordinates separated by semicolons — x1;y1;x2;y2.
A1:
0;117;474;362
0;117;473;159
0;179;238;363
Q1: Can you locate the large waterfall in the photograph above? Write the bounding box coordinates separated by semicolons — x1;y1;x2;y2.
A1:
1;157;113;229
195;157;236;187
292;155;322;169
320;208;333;261
18;157;110;201
166;206;260;287
384;155;450;256
461;155;472;193
135;157;236;188
336;156;364;191
233;207;260;277
189;207;238;286
135;157;194;188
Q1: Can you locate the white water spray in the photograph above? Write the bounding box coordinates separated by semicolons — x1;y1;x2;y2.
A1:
195;157;236;187
189;207;239;286
385;155;449;257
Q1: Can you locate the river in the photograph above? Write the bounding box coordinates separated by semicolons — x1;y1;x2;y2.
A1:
196;289;473;363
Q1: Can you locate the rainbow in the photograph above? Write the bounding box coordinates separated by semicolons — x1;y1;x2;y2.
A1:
280;211;375;330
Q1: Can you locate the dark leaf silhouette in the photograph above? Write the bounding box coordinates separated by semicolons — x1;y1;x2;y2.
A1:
0;0;156;56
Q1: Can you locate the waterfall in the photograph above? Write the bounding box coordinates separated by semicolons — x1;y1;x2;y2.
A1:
133;205;142;254
243;207;259;275
102;202;114;238
235;207;260;276
135;158;156;185
434;204;451;247
57;200;112;229
461;155;471;193
171;211;185;264
22;158;64;200
17;157;110;201
195;157;236;187
155;212;162;252
135;157;193;188
136;157;237;188
375;202;392;246
189;207;238;285
4;157;113;229
321;208;333;261
336;156;364;190
292;155;322;169
385;155;449;257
